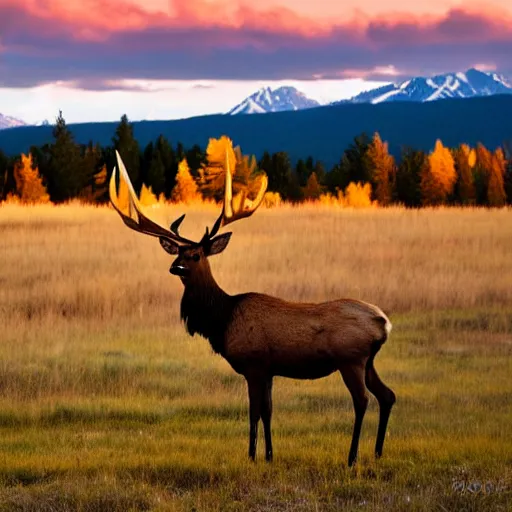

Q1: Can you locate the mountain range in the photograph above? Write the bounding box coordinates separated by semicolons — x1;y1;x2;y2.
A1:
1;68;511;128
1;95;511;168
336;68;512;105
227;68;512;115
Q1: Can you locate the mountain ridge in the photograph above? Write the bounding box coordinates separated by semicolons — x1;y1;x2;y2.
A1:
334;68;512;105
0;113;27;130
1;94;511;168
228;86;320;115
226;68;512;114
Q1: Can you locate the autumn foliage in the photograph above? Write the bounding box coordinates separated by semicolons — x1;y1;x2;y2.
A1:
420;139;457;206
172;158;202;203
0;111;510;208
366;132;395;205
9;153;50;204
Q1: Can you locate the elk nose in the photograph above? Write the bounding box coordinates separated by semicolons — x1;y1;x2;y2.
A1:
170;265;188;276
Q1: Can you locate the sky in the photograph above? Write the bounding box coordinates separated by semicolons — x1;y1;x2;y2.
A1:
1;0;511;124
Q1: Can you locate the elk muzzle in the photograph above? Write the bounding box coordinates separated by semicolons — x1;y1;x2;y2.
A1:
170;264;189;278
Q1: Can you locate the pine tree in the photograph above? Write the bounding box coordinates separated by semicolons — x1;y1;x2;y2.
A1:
366;132;395;205
487;148;507;206
185;144;205;175
172;158;201;203
395;148;424;207
78;141;103;202
314;160;326;185
154;135;177;197
295;159;309;187
13;153;50;204
147;149;166;197
420;139;457;206
47;111;85;202
140;141;154;187
343;133;372;185
453;144;476;205
259;152;273;180
112;114;140;187
270;152;296;200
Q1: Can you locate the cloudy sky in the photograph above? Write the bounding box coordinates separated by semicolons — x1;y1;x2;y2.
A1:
1;0;511;124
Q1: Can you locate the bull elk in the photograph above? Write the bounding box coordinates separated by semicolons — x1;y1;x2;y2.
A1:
109;150;396;467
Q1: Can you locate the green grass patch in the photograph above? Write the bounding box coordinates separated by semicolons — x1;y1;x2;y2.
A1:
0;309;510;510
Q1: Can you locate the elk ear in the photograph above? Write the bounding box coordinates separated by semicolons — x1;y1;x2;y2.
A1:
159;237;180;255
207;232;232;256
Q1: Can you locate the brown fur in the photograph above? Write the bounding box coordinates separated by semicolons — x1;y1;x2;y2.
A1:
166;243;396;467
109;150;395;466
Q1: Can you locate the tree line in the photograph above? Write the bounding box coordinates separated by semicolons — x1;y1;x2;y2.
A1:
1;112;510;207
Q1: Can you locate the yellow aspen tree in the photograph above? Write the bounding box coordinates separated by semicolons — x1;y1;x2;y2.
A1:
198;135;236;200
487;148;507;207
198;136;264;201
13;153;50;204
139;183;158;206
262;191;282;208
453;144;476;205
171;158;202;203
462;144;477;168
474;143;493;204
420;139;456;205
366;132;395;205
343;182;373;208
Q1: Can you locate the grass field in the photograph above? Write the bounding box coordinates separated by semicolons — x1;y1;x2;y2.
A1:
0;202;511;511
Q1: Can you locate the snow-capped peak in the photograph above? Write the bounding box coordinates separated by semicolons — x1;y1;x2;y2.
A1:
0;113;27;130
337;68;512;105
228;86;320;115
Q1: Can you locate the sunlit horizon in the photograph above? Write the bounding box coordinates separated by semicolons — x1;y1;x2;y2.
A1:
1;0;511;123
0;78;392;125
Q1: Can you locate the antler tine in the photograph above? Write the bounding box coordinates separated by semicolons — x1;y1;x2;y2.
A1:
169;213;196;244
109;151;194;245
223;155;268;224
208;147;268;239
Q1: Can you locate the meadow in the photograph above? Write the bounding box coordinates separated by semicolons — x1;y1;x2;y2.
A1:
0;202;511;511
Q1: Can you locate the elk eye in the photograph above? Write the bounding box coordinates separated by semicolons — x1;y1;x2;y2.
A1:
192;254;200;262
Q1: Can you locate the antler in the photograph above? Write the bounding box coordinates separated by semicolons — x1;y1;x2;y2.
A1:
109;150;195;245
208;149;268;239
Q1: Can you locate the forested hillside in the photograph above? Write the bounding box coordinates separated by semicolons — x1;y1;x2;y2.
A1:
1;111;510;208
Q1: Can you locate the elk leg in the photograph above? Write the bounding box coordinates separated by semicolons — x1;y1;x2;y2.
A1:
365;356;396;459
261;377;273;462
246;376;263;461
340;363;369;467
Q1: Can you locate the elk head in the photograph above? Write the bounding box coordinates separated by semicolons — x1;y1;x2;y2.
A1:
109;150;268;283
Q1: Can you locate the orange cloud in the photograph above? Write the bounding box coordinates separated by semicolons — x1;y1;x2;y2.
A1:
4;0;512;42
1;1;511;88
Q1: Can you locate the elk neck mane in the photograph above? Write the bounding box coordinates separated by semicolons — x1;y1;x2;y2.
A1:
179;265;240;356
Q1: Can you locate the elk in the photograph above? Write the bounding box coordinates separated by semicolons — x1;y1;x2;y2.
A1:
109;150;396;467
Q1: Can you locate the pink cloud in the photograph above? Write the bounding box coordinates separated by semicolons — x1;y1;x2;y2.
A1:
3;1;512;43
0;1;511;87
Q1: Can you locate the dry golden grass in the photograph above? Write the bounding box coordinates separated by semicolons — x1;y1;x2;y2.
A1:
1;201;511;325
0;201;511;511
